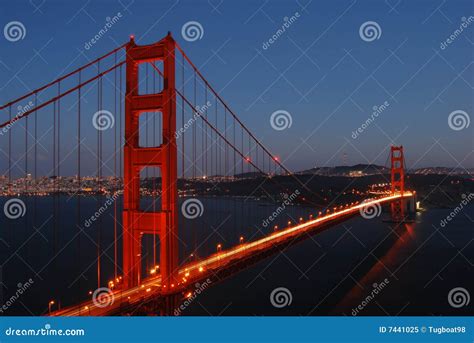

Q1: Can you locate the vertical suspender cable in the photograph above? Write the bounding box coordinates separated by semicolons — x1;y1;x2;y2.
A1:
25;105;28;192
181;53;185;180
77;71;82;314
96;61;101;289
205;87;208;177
233;116;236;177
215;97;218;176
224;107;227;177
8;106;11;194
153;62;157;266
34;93;38;244
119;64;123;179
193;71;196;179
57;82;61;265
113;52;118;279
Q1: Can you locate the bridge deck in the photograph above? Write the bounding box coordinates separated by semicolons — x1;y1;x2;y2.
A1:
51;193;413;316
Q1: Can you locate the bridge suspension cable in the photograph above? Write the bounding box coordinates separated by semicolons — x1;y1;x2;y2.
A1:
145;44;325;207
175;42;293;176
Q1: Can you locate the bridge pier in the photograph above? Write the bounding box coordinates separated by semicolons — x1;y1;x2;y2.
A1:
406;193;416;214
160;294;180;316
395;194;416;216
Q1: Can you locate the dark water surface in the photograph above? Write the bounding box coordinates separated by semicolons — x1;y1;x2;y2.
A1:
0;196;472;316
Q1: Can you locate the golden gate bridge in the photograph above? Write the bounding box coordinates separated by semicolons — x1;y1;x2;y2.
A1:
0;33;416;316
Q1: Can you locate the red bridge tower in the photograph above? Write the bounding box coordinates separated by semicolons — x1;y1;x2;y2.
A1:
390;145;405;221
122;34;178;291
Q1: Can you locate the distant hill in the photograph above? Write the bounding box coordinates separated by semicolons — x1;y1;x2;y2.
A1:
411;167;473;176
234;172;267;179
296;164;473;177
297;164;390;177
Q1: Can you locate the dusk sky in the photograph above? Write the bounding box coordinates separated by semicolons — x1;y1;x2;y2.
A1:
1;0;473;174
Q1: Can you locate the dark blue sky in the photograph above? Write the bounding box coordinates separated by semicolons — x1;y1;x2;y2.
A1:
1;0;473;173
